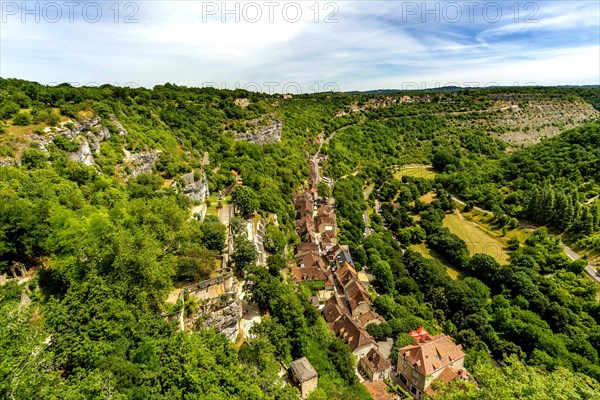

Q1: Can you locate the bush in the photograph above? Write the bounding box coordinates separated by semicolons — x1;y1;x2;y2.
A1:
53;135;80;152
12;112;32;126
21;147;48;168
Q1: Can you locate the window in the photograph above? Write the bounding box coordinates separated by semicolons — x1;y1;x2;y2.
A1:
410;386;417;395
399;374;408;385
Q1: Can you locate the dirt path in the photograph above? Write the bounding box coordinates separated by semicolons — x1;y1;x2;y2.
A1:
237;278;262;341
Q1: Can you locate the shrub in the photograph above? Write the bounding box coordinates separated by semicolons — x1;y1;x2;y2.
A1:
12;112;32;126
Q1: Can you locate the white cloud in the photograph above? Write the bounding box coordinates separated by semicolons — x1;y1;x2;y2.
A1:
0;0;598;91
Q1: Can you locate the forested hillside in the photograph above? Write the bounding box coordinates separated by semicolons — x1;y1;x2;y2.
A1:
1;78;599;399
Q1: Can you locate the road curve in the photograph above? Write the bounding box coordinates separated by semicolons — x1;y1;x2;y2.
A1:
561;244;600;284
449;193;600;284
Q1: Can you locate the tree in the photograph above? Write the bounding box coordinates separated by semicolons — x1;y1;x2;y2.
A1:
264;224;286;254
20;147;47;169
232;185;259;218
200;216;226;252
266;254;287;277
317;181;332;199
371;260;395;294
507;237;520;251
176;244;215;282
233;236;258;272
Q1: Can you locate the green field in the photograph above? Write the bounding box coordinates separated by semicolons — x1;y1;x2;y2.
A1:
410;243;464;280
443;211;510;264
393;165;437;180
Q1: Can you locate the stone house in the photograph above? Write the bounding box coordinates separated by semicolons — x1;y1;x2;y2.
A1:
294;193;314;219
360;348;392;382
320;230;337;251
290;357;318;399
397;329;469;399
331;314;376;358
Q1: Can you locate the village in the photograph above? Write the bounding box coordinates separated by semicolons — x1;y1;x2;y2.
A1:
285;153;474;400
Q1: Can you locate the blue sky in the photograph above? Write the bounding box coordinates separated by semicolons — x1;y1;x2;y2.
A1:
0;1;598;92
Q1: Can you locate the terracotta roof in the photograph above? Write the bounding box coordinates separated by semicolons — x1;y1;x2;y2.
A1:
424;367;471;397
322;301;345;323
335;261;358;286
321;230;337;240
409;327;432;343
316;214;336;231
345;280;371;312
290;357;318;383
363;380;394;400
316;204;333;217
295;243;320;257
295;248;321;261
298;253;326;271
357;310;384;326
291;267;327;283
361;348;391;373
294;194;314;215
399;334;465;376
331;314;375;351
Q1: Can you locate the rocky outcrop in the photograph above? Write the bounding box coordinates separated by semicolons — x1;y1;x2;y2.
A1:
69;138;95;165
110;115;128;136
0;157;15;166
235;117;282;145
29;114;125;165
122;149;161;177
196;293;242;341
173;171;209;202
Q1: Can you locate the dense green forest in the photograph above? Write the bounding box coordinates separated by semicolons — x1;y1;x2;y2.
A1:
1;78;600;399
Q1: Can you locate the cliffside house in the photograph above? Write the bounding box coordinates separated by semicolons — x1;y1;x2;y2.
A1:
331;314;376;358
360;348;392;382
321;230;337;250
290;357;318;399
294;193;314;219
397;329;469;399
295;242;321;259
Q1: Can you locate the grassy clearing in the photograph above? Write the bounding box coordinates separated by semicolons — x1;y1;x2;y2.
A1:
410;243;464;280
463;209;533;245
443;211;510;264
394;165;437;180
419;192;437;204
204;195;230;218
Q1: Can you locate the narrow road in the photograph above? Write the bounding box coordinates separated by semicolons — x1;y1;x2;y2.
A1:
562;244;600;284
450;192;599;283
363;184;374;238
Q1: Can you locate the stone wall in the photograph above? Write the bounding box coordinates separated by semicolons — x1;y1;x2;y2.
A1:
180;268;241;341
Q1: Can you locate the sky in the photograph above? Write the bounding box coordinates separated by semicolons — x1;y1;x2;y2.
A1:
0;0;599;93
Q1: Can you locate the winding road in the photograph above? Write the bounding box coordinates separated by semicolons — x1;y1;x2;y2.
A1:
449;191;600;284
395;164;599;283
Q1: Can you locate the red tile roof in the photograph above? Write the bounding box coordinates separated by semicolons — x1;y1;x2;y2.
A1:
345;280;371;312
363;380;394;400
361;348;391;374
424;366;472;397
357;310;385;327
399;334;465;376
331;314;375;351
291;267;327;283
409;327;432;343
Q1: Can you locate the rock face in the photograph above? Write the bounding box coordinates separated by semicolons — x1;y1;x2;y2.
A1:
180;268;242;341
196;291;242;341
30;114;126;165
173;171;209;202
235;118;282;145
69;138;95;165
122;149;161;177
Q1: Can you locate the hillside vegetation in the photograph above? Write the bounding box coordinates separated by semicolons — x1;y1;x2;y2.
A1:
1;78;600;399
